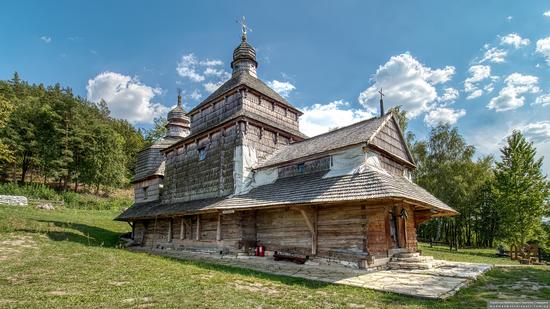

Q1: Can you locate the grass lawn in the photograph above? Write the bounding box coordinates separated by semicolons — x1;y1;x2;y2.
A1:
418;243;523;265
1;205;549;308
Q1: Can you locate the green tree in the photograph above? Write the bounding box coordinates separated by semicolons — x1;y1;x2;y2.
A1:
493;130;549;246
144;116;168;144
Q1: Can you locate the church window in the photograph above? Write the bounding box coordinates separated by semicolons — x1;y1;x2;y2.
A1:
297;163;305;173
198;147;207;161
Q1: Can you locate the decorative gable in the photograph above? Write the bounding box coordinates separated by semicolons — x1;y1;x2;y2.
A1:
368;115;415;167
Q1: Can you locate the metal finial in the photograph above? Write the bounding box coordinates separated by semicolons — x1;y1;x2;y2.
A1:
378;88;385;116
237;16;253;42
177;88;182;107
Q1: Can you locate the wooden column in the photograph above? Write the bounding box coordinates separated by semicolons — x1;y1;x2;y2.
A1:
361;205;368;253
195;214;201;241
168;219;172;243
180;217;184;240
216;213;222;241
299;208;318;255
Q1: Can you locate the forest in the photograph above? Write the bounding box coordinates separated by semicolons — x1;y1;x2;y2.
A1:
0;74;548;250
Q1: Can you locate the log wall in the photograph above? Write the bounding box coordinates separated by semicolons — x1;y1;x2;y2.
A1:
132;202;419;263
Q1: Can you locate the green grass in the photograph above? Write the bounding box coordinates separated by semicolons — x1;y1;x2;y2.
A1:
0;182;132;210
418;243;523;265
0;205;549;308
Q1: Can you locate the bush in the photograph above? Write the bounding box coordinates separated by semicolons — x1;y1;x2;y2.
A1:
0;182;61;200
0;183;132;211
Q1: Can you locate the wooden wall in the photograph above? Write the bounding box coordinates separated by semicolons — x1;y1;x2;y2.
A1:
242;92;299;132
189;92;242;134
163;124;239;203
132;202;419;263
133;177;162;203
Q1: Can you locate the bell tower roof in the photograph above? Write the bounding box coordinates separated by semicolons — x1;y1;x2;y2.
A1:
165;90;190;138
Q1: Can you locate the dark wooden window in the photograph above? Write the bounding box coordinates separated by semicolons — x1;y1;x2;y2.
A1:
198;147;206;161
297;163;305;173
143;186;149;200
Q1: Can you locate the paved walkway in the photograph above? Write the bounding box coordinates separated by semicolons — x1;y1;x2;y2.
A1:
130;247;491;299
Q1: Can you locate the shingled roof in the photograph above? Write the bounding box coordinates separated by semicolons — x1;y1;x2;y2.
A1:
117;168;456;221
132;136;182;183
188;72;301;115
256;113;395;169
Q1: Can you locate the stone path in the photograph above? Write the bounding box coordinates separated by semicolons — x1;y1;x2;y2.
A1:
130;247;491;299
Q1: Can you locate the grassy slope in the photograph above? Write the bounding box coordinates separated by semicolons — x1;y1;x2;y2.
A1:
0;206;549;308
418;244;523;265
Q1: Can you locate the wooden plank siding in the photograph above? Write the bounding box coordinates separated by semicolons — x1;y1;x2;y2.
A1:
132;202;420;264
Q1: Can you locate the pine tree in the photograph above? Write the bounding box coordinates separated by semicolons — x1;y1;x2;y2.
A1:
494;130;549;246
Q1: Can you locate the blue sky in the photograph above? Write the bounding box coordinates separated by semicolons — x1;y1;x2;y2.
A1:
1;0;549;174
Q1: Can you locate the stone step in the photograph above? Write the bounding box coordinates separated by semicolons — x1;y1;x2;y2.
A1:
388;261;433;270
394;252;420;258
391;256;433;263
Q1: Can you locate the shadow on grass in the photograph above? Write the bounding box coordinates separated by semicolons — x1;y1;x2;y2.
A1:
132;249;435;305
17;220;123;247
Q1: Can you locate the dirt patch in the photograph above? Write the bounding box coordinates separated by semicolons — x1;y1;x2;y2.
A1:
122;297;155;307
0;235;37;261
233;280;281;296
48;290;71;296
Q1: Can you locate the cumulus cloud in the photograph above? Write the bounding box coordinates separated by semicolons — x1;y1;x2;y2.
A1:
86;72;168;124
518;121;550;144
424;107;466;127
40;36;52;43
500;33;530;48
177;53;230;95
267;80;296;98
300;100;376;137
438;87;459;104
544;11;550;17
536;36;550;65
358;53;455;118
464;65;496;99
487;73;540;112
480;47;507;63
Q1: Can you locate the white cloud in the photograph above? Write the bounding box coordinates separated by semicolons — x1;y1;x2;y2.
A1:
518;121;550;144
40;36;52;43
199;59;223;66
438;87;459;104
203;81;224;93
177;54;205;82
464;65;496;99
500;33;530;48
534;93;550;107
86;72;168;124
536;36;550;65
189;89;202;101
480;47;507;63
544;11;550;17
487;73;540;112
358;53;455;118
266;80;296;98
424;107;466;127
506;16;513;21
300;100;376;137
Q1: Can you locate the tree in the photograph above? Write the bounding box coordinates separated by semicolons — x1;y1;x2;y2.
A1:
493;130;549;246
144;116;168;144
0;94;14;163
414;124;493;247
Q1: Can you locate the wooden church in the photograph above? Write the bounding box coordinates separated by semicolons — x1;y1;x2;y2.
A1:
117;27;457;268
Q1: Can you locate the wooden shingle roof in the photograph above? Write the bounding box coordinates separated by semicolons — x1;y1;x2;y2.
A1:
117;168;456;221
188;72;301;115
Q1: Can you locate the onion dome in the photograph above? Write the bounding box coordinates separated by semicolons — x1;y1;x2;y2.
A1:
231;23;258;77
165;92;190;138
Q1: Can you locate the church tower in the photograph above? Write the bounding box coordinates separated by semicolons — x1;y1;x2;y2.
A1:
165;91;191;138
